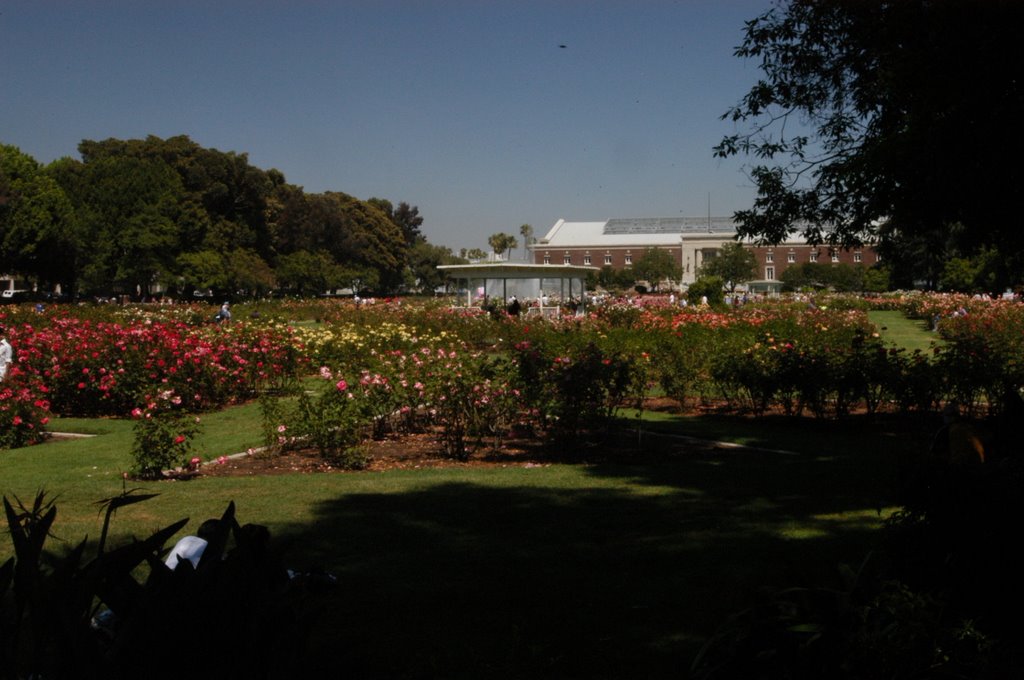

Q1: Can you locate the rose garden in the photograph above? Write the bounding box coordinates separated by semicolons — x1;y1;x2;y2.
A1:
2;292;1023;677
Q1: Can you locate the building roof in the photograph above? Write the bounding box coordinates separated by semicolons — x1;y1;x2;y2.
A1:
437;263;597;280
538;217;739;248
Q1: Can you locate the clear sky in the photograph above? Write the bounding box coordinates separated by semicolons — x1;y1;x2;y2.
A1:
1;0;772;252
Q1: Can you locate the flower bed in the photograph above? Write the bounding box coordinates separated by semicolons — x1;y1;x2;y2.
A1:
4;294;1024;454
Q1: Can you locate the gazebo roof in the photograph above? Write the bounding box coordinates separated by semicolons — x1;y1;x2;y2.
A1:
438;263;598;279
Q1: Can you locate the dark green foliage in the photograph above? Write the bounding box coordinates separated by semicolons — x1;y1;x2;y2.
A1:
699;242;756;292
631;247;682;292
367;198;424;247
695;395;1024;678
274;190;408;292
781;262;870;293
686;276;725;306
889;399;1024;626
2;135;426;297
0;491;315;679
718;0;1024;289
408;239;462;293
486;232;518;260
0;145;83;296
514;337;644;445
589;264;635;292
259;388;369;469
692;557;999;680
129;400;201;479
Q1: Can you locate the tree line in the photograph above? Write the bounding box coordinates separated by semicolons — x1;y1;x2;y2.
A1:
0;135;466;299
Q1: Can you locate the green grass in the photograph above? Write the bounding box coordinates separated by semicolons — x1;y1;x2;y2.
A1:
0;401;917;677
868;309;942;353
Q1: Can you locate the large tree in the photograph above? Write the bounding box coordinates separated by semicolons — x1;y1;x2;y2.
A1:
631;247;682;292
519;223;534;261
78;135;278;260
276;249;341;296
2;135;440;297
368;198;424;247
274;190;408;292
699;241;757;292
50;152;185;296
716;0;1024;286
408;240;463;293
0;145;82;294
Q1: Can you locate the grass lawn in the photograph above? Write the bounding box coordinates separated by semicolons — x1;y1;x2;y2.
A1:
0;398;922;677
868;309;942;354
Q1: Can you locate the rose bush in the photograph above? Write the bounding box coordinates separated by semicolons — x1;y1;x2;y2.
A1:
5;293;1024;456
11;318;306;416
129;389;202;478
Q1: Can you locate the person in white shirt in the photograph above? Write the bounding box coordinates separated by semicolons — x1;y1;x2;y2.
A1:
0;327;12;382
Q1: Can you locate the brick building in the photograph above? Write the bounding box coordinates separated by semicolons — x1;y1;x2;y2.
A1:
529;217;879;287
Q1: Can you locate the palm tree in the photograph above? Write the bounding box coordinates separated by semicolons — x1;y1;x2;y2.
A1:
487;232;518;261
519;224;534;261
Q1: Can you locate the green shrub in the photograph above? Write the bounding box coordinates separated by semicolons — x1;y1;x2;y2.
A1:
687;276;725;306
514;335;645;444
129;390;201;478
1;492;316;678
259;377;370;469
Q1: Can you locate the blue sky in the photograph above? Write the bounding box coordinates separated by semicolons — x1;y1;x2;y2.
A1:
2;0;773;252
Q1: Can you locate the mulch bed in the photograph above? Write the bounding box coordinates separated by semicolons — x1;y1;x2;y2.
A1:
195;428;746;479
195;430;548;477
186;396;832;479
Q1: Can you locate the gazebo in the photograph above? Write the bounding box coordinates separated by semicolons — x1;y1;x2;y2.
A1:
437;263;598;316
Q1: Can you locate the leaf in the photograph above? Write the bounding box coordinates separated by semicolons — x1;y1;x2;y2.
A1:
0;556;13;598
787;623;823;634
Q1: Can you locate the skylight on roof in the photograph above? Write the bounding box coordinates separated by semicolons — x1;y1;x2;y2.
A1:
603;217;737;234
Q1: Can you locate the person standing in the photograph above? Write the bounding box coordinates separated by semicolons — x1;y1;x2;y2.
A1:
217;301;232;323
0;327;11;381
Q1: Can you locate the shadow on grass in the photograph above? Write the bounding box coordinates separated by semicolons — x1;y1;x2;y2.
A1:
272;437;901;679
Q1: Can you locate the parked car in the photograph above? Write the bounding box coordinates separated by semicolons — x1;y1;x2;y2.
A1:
0;289;31;304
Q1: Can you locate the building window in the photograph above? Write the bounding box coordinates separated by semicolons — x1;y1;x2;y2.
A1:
563;255;571;265
543;255;550;265
765;252;774;263
831;252;839;263
624;254;633;266
810;250;819;262
583;255;592;265
604;254;612;265
765;266;775;280
853;252;862;263
787;252;796;263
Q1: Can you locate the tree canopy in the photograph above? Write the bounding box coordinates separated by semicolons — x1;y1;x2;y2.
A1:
0;135;454;297
631;248;681;292
487;233;518;260
717;0;1024;288
699;242;757;292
